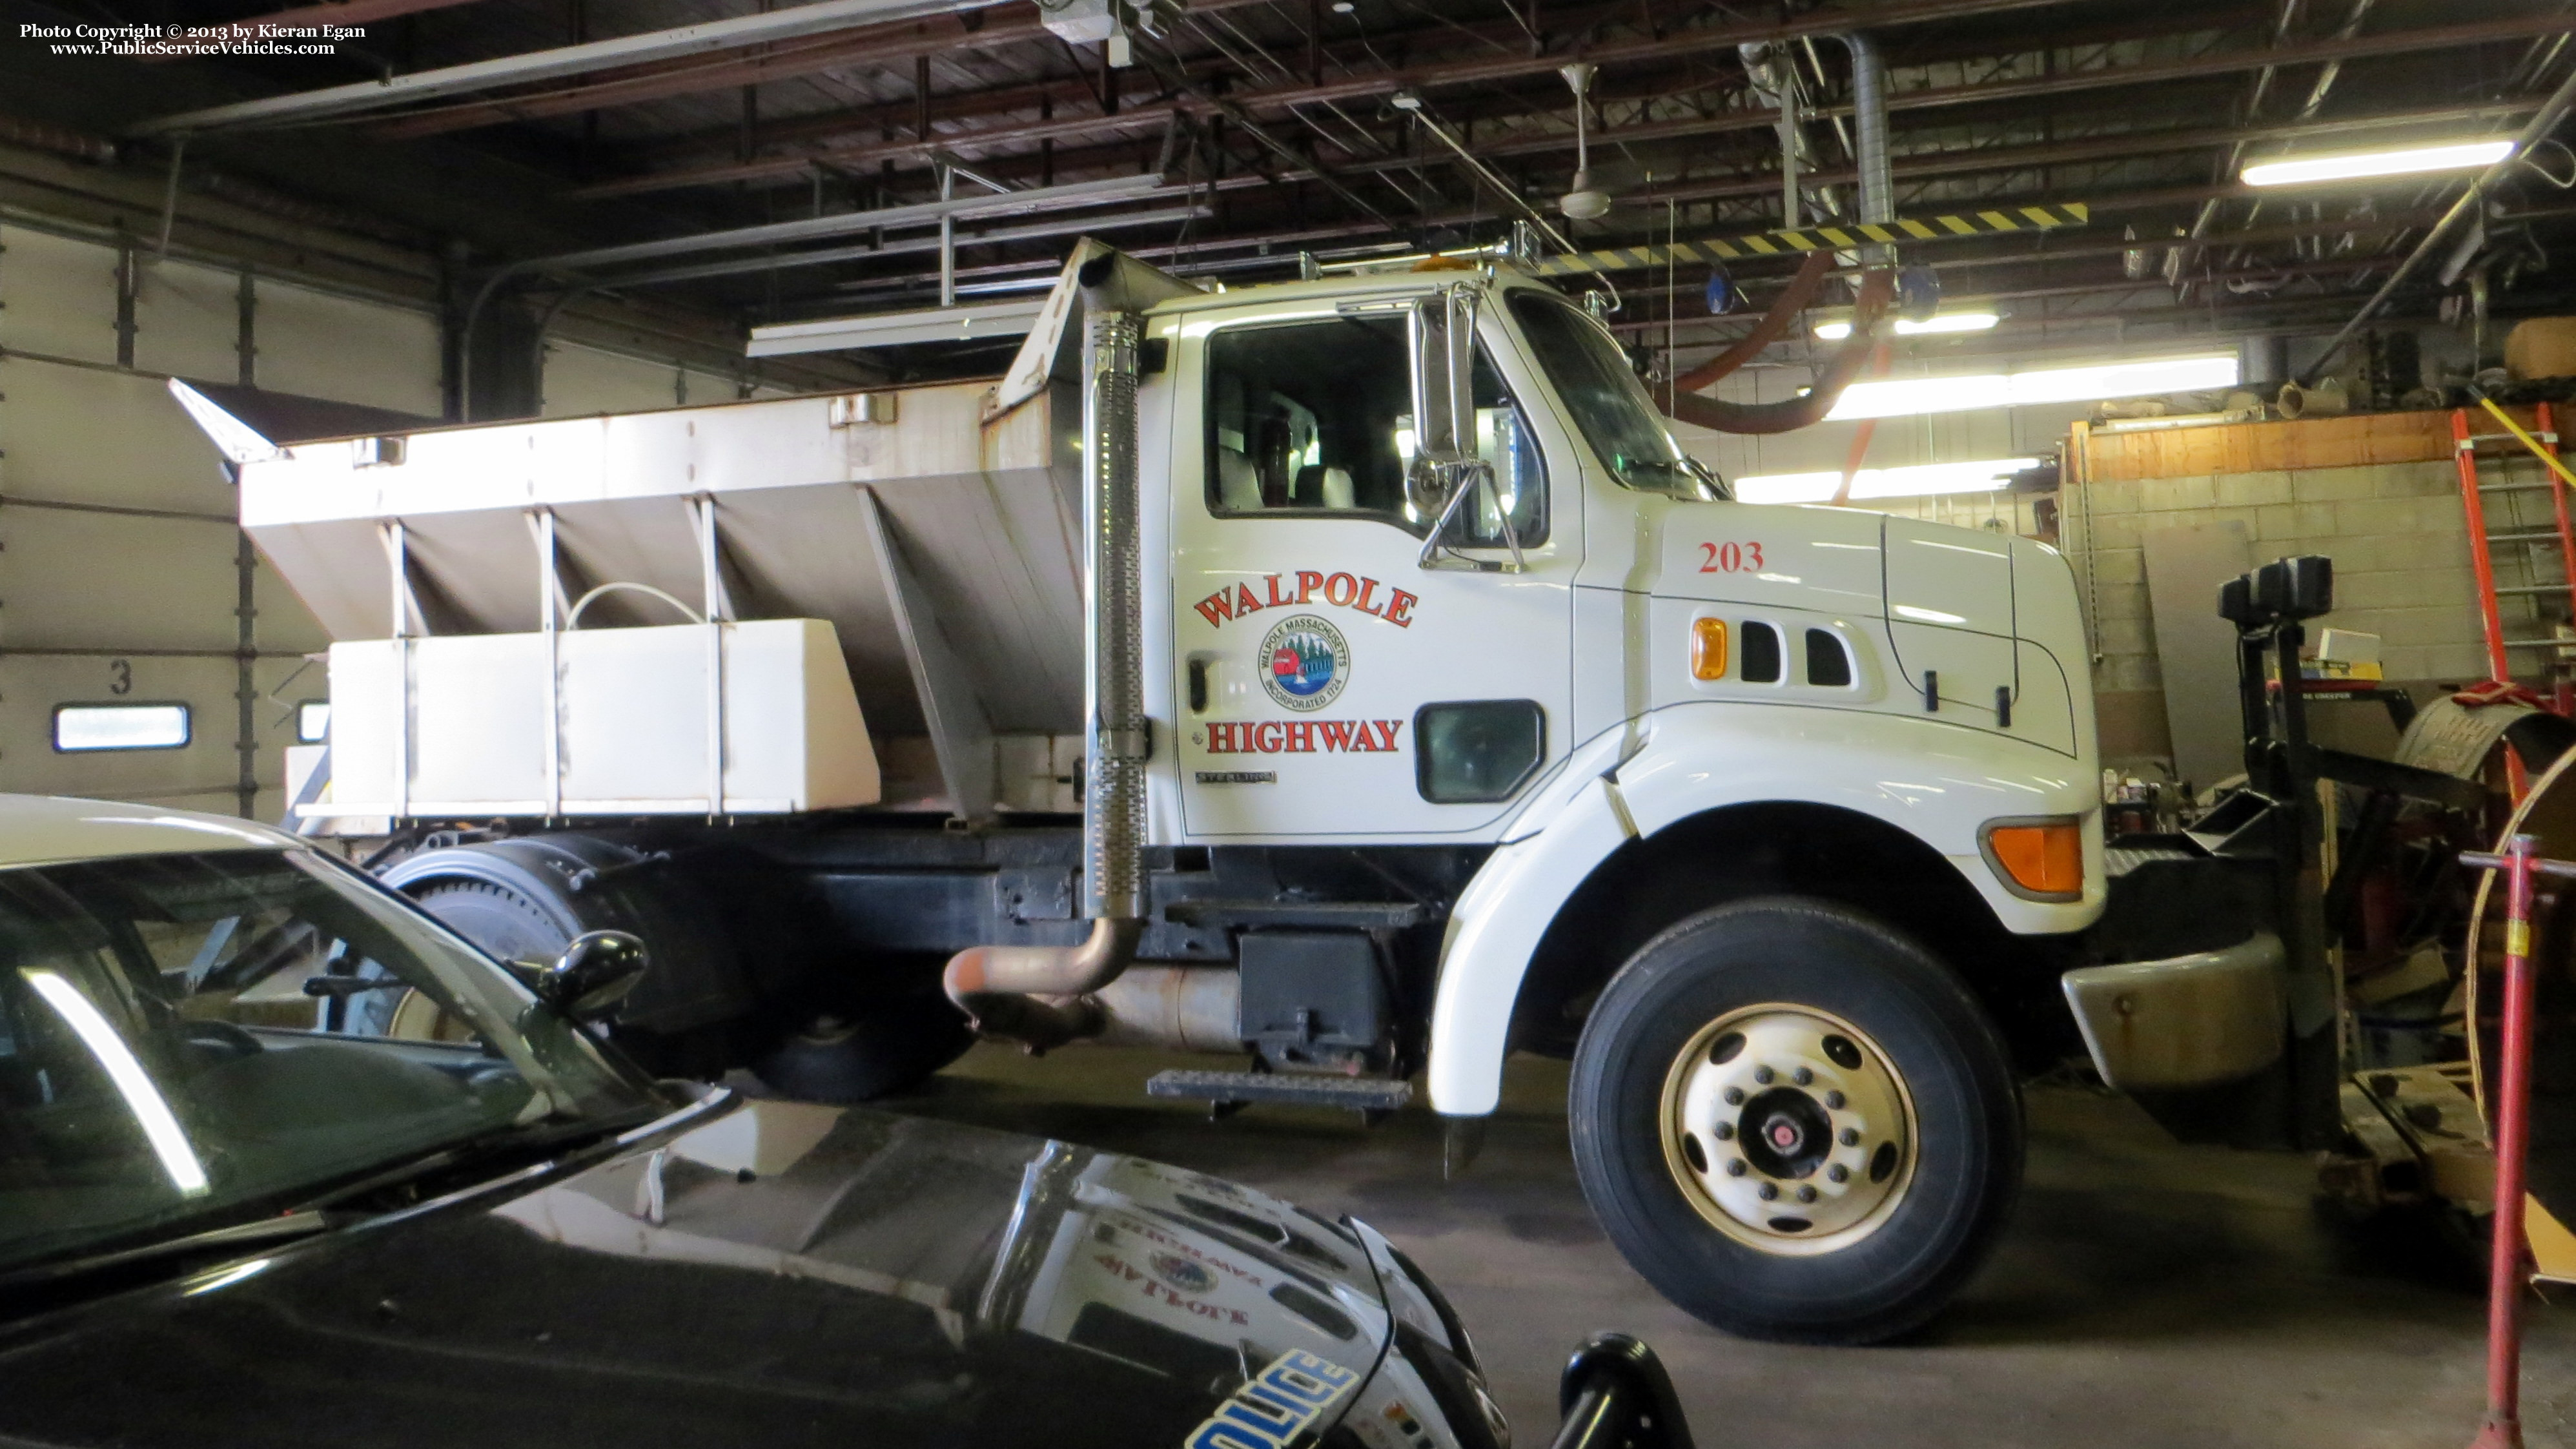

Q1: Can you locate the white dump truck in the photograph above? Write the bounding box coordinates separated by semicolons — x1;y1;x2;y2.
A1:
181;241;2295;1346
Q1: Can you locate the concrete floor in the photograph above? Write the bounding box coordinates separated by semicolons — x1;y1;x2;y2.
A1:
884;1043;2576;1449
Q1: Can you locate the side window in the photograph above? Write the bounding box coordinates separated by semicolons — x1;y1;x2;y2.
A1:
1740;623;1784;684
1204;315;1546;545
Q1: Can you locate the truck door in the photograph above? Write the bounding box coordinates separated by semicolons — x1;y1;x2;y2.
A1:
1169;299;1579;839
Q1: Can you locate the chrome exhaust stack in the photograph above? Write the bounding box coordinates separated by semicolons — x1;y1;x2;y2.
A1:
944;247;1196;1051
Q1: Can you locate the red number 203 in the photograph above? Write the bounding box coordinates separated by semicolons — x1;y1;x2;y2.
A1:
1698;541;1765;573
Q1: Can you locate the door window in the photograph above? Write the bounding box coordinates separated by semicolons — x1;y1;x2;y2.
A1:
1203;315;1546;546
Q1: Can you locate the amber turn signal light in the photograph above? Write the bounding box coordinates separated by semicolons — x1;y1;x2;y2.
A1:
1983;819;2083;900
1690;618;1729;680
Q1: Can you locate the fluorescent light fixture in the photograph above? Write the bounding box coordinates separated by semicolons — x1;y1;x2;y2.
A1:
23;969;209;1196
1813;312;2001;341
1824;353;2238;422
1736;457;2041;504
2241;139;2512;187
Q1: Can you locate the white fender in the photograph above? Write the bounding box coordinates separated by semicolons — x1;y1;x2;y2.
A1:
1424;702;2101;1118
1426;728;1637;1116
1613;702;2103;929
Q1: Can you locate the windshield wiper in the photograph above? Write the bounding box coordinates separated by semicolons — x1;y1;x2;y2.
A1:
292;1103;668;1215
301;975;410;998
0;1209;348;1293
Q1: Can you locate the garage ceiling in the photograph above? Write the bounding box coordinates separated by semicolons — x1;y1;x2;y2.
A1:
6;0;2573;380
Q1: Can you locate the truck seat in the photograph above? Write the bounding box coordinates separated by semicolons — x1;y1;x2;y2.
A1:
1217;447;1262;511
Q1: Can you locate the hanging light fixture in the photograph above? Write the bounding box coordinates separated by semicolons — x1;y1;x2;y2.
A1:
1559;63;1613;221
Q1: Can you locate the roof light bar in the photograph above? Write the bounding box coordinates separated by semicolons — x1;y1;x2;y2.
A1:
2241;139;2513;187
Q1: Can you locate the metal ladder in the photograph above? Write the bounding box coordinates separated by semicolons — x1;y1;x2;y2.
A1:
2453;404;2576;710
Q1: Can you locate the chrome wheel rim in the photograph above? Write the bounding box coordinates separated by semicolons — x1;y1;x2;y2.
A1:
1659;1002;1918;1256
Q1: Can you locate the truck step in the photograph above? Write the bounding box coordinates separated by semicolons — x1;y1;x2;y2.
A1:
1147;1069;1413;1122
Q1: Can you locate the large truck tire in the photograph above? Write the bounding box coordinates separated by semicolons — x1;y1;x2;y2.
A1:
1568;896;2021;1345
387;837;752;1078
750;992;974;1103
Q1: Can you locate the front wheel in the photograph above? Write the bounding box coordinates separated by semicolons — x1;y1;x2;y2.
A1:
1568;897;2021;1344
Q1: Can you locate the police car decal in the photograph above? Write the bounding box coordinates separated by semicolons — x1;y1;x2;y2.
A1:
1184;1349;1364;1449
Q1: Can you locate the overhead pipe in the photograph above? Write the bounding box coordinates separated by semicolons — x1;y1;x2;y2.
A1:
1667;31;1895;434
2297;59;2576;387
1835;32;1894;237
943;247;1194;1051
130;0;1028;135
0;110;116;164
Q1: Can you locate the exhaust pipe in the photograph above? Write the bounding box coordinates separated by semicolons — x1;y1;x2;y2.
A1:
943;918;1143;1049
944;246;1192;1051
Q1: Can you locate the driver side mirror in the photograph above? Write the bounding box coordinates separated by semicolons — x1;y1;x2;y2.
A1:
532;930;649;1023
1407;287;1526;575
1407;286;1478;469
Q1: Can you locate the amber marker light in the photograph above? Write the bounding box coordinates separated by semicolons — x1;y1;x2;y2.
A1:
1981;818;2083;901
1690;618;1730;680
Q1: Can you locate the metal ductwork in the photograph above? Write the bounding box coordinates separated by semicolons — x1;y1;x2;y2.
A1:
1666;32;1896;433
943;245;1196;1051
1835;32;1894;239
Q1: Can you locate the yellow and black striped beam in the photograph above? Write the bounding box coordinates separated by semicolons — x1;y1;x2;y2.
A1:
1528;202;2090;278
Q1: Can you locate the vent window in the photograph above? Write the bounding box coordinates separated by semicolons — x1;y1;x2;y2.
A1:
1806;629;1854;687
1739;623;1783;684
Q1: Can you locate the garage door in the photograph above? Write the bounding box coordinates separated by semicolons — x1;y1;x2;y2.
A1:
0;223;436;823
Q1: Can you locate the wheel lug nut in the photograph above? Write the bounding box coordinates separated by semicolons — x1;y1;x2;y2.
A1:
1723;1087;1745;1105
1838;1127;1860;1147
1793;1067;1814;1086
1725;1159;1748;1178
1795;1185;1817;1203
1757;1182;1778;1201
1825;1091;1846;1109
1828;1164;1850;1183
1712;1122;1735;1141
1752;1065;1775;1085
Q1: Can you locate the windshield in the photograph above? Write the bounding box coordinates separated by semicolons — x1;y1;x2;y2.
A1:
1506;291;1725;500
0;848;657;1274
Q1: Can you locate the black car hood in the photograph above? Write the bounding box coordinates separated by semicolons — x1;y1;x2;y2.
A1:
0;1094;1407;1449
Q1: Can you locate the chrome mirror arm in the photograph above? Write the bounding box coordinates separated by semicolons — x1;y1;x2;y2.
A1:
1414;459;1525;574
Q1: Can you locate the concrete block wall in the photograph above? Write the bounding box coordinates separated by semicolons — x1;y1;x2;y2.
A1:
1857;449;2539;771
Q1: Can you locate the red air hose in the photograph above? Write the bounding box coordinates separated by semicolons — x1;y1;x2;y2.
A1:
1666;268;1896;437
